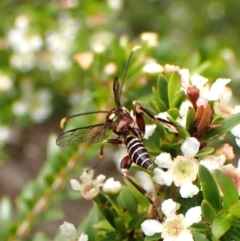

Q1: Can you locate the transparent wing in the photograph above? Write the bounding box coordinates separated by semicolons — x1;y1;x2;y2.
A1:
56;123;112;147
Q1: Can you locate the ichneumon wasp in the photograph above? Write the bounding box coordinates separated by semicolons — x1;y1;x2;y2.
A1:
56;46;177;220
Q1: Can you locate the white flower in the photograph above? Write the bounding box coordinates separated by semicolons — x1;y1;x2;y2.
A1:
164;64;180;75
190;74;208;90
180;182;199;198
181;137;200;157
231;124;240;138
78;232;89;241
207;78;231;101
141;201;202;240
161;199;178;217
103;177;122;194
153;168;173;186
161;214;193;241
0;126;11;143
104;62;118;75
90;31;113;53
199;154;226;171
179;68;190;90
107;0;122;10
144;124;156;139
154;152;173;169
70;169;106;200
0;73;13;91
185;206;202;226
59;221;76;238
141;219;163;236
142;62;164;74
140;32;158;47
10;52;36;71
59;222;89;241
169;156;199;187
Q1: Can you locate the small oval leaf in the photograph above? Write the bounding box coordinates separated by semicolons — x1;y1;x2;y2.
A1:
212;216;231;239
201;200;217;223
214;169;239;209
198;165;221;212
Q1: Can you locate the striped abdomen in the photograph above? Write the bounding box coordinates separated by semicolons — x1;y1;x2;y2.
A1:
124;135;153;170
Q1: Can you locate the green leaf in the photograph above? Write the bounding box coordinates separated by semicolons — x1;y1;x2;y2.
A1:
33;232;51;241
144;233;161;241
157;74;169;110
201;200;217;223
0;197;12;240
114;217;127;233
214;169;239;210
202;112;240;141
118;186;138;217
185;107;195;132
103;207;117;229
229;204;240;218
196;147;214;157
124;178;149;211
198;165;221;212
223;227;240;241
128;211;147;230
41;207;64;222
171;89;185;109
192;231;211;241
168;72;181;108
212;216;231;239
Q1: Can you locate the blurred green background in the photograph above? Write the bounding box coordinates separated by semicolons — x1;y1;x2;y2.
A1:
0;0;240;240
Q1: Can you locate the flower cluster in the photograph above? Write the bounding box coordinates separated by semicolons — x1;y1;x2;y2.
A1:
70;169;122;200
141;199;202;241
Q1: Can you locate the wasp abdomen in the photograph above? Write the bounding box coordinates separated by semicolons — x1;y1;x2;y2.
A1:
125;135;153;170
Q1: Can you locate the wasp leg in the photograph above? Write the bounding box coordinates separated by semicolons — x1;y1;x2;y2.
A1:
88;138;124;171
133;101;178;133
121;155;160;221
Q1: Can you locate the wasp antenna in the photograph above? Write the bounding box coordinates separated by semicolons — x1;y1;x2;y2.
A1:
59;110;109;129
119;46;141;99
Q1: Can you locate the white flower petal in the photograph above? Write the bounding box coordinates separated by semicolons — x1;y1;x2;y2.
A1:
70;179;81;191
207;78;231;101
181;137;200;157
59;222;76;238
179;182;199;198
141;219;162;236
161;199;178;218
190;74;208;90
80;169;94;183
176;231;194;241
154;152;173;169
142;62;163;74
179;68;190;90
153;168;173;186
144;124;157;139
231;124;240;138
96;174;106;184
185;206;202;226
103;177;122;194
199;154;226;171
78;232;89;241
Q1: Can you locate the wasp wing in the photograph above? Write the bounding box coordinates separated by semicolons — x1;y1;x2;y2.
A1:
56;123;112;147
